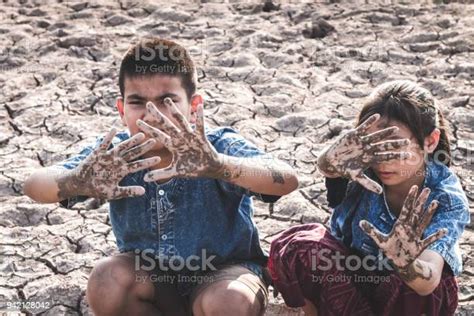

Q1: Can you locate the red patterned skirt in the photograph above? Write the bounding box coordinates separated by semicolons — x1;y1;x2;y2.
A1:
268;223;459;316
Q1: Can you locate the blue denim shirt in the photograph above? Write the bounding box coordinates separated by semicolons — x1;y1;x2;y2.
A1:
57;127;280;279
330;159;470;276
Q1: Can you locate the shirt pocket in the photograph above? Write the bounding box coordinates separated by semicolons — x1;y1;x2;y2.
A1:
110;195;153;240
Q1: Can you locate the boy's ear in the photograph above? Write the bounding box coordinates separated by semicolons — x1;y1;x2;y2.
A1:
189;94;203;124
116;98;127;126
424;128;440;153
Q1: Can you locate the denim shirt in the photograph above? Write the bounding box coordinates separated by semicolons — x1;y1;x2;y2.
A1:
329;159;470;276
57;127;280;279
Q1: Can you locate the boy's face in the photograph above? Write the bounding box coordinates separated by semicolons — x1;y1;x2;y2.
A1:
116;74;200;152
367;118;439;187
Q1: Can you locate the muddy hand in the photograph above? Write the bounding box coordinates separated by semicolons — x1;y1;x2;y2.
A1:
136;98;223;182
320;113;411;194
359;185;447;270
57;128;161;200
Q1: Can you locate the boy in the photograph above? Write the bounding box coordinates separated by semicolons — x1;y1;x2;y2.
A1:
23;38;298;315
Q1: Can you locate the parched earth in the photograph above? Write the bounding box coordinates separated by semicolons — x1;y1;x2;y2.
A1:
0;0;473;315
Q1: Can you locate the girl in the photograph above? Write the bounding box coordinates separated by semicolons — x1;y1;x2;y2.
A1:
268;80;470;316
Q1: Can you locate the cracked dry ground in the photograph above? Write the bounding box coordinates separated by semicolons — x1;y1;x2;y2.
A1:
0;1;473;315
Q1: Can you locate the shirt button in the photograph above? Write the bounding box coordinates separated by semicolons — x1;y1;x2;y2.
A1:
158;189;165;196
161;234;168;241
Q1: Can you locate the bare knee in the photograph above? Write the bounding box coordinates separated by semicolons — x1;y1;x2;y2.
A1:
194;281;262;316
86;255;153;315
302;298;318;316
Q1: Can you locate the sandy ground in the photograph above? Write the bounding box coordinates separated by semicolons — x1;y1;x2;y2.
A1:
0;0;473;315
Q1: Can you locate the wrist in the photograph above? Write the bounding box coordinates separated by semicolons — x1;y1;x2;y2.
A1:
205;153;229;179
317;152;340;178
395;258;431;283
55;168;84;200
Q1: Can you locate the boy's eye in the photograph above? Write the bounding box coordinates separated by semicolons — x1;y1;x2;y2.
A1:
128;101;143;106
161;99;179;104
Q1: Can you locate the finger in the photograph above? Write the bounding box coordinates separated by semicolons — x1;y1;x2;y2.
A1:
421;228;448;250
165;98;193;133
144;166;177;182
146;101;180;135
112;132;145;155
355;113;381;136
399;185;421;223
370;139;410;152
417;200;439;236
410;187;431;226
354;173;383;194
97;128;117;152
113;186;146;199
359;220;386;248
360;126;399;144
195;103;205;137
137;120;172;148
121;139;156;161
399;185;419;222
371;151;411;163
127;157;161;174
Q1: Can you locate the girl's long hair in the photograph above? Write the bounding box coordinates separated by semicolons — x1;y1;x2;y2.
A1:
357;80;451;166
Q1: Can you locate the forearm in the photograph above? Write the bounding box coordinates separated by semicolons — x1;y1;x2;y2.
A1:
317;145;342;178
213;153;298;196
396;258;441;296
23;167;81;203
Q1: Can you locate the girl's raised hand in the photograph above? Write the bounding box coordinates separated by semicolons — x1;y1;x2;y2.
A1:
359;185;447;271
318;113;411;194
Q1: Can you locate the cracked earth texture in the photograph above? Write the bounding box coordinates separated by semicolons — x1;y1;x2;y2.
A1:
0;0;473;315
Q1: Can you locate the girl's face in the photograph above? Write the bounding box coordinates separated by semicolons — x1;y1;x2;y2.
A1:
366;118;440;187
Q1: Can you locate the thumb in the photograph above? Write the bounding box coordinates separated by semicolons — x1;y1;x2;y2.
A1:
354;172;383;194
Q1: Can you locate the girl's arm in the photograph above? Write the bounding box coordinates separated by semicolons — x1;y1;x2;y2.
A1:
317;145;342;178
396;249;444;296
360;185;448;295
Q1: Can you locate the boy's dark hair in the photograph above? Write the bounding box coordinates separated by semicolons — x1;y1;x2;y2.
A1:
119;38;197;100
357;80;452;166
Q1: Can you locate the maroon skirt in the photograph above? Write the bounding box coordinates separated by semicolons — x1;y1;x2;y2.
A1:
268;223;459;316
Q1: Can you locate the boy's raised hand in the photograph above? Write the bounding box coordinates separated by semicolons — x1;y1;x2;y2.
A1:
57;128;161;200
136;98;224;182
359;185;447;271
319;113;411;194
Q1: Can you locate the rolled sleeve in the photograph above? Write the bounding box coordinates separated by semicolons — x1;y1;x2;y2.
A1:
424;192;470;276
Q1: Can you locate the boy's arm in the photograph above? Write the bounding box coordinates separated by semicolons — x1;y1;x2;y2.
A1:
137;99;298;196
24;130;160;203
23;166;76;203
212;154;298;197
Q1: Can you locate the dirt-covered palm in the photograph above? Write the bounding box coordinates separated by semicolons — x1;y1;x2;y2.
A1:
321;113;411;194
58;128;161;200
359;185;448;270
136;98;223;182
